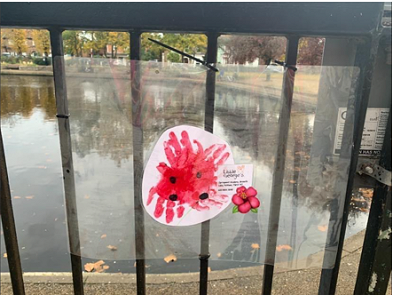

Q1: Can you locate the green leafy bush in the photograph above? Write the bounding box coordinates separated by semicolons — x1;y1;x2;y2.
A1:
32;57;51;66
1;55;33;64
1;56;21;64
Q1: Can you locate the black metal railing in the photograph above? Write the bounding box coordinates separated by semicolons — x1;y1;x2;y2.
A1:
0;3;391;295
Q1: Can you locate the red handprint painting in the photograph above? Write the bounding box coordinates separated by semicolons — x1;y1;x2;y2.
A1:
142;125;234;226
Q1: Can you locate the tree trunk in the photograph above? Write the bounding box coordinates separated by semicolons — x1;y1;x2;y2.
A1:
44;50;48;65
265;58;271;81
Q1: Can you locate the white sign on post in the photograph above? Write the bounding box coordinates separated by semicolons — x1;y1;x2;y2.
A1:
333;107;389;156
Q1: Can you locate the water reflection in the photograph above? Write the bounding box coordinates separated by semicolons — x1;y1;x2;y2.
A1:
1;75;70;273
1;76;56;122
1;69;371;273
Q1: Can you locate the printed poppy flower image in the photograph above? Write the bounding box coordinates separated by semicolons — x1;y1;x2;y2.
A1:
232;186;260;214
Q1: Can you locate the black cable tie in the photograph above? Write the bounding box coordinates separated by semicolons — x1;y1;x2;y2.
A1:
56;114;70;119
199;254;211;260
148;38;219;72
274;60;297;72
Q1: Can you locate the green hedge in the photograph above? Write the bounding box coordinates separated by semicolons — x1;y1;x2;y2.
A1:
32;57;51;66
0;56;51;66
1;56;25;64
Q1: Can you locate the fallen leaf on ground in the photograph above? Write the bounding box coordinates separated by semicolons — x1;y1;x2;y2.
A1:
164;254;177;263
3;253;7;258
85;260;107;273
25;196;34;199
94;260;105;273
318;225;328;232
251;243;260;249
289;180;297;184
94;260;105;267
359;188;373;198
101;234;107;239
276;245;292;252
352;198;363;202
13;196;21;199
84;263;95;272
107;245;117;251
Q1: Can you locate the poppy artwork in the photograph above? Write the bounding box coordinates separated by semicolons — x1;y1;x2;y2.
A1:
142;125;235;226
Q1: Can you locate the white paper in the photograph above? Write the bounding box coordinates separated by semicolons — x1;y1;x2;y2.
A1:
334;107;389;156
142;125;234;226
217;164;254;196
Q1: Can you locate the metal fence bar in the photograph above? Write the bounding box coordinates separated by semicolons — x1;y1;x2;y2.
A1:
130;31;146;295
318;32;382;294
262;35;299;295
354;107;392;294
199;32;219;295
49;28;85;295
1;3;384;36
0;129;25;295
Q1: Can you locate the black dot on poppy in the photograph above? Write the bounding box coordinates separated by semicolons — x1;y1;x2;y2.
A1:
169;177;176;184
196;172;202;178
169;194;178;201
199;193;209;200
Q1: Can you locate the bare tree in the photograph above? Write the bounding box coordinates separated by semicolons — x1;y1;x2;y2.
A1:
220;35;286;65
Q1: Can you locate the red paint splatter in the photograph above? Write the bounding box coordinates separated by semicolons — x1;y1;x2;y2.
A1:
147;130;230;224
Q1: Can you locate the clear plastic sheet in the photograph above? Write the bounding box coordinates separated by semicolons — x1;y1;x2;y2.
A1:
63;58;359;269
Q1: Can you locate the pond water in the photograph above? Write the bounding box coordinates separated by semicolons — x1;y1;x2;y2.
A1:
0;73;370;274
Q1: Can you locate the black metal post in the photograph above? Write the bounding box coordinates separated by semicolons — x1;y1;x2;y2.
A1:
199;32;219;295
262;35;299;295
130;31;146;295
49;29;84;295
318;32;382;295
0;130;25;295
354;107;392;294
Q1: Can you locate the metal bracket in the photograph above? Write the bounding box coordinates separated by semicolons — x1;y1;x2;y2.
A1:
198;253;211;260
357;163;392;186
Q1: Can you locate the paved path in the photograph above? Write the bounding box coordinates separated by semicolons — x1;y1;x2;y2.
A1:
1;230;391;294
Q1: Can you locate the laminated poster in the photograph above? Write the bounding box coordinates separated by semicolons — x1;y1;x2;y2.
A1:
142;125;259;226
